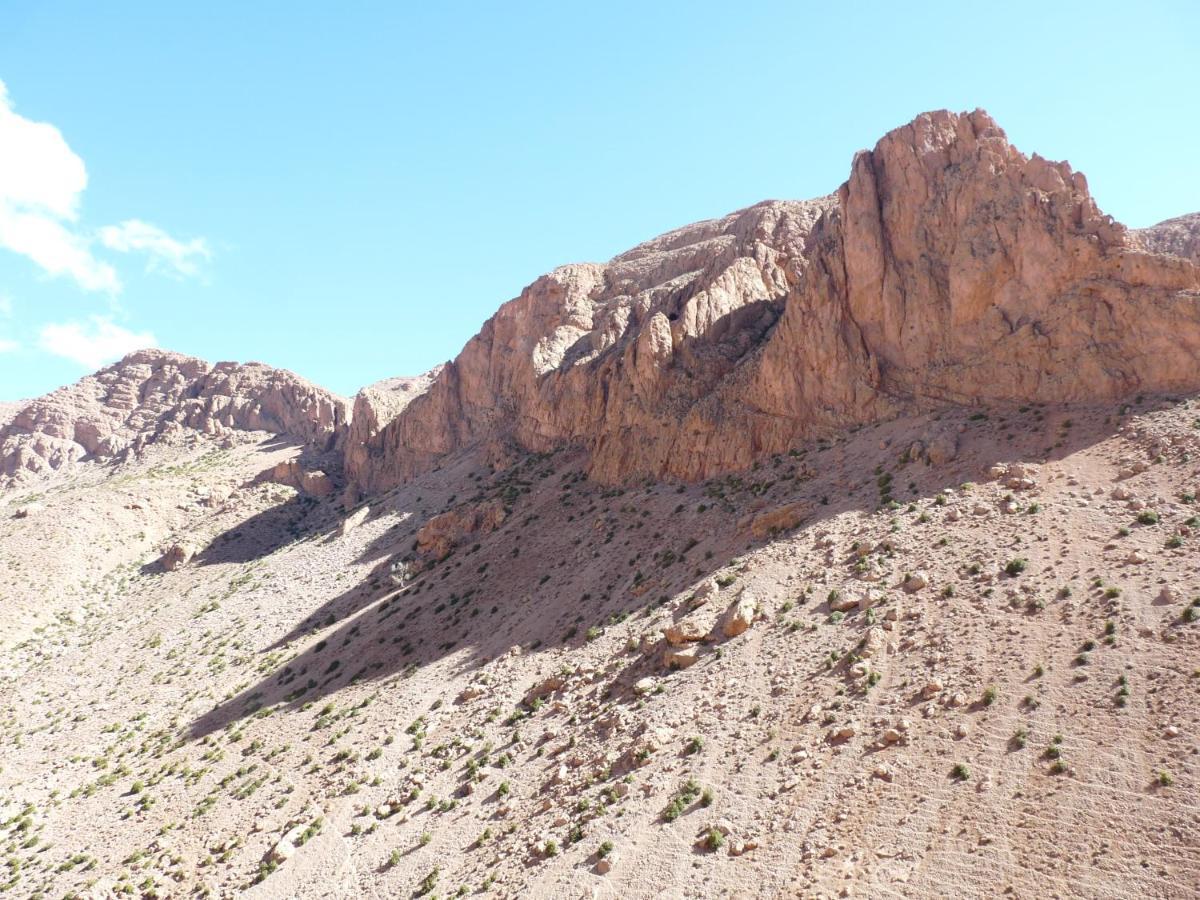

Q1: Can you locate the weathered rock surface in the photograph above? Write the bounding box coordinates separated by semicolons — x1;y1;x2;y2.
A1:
346;109;1200;494
740;501;809;539
1;350;348;487
342;368;442;494
414;499;507;562
1136;212;1200;265
264;460;336;497
159;543;193;571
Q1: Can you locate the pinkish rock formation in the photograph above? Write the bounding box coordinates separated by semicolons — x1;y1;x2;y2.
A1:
345;197;834;494
1135;212;1200;265
414;498;507;564
1;350;348;486
346;109;1200;493
342;368;442;492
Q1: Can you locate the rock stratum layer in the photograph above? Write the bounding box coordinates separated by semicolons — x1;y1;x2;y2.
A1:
346;109;1200;494
0;350;347;486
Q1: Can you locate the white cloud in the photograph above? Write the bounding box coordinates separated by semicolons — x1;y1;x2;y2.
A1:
99;219;210;278
0;81;211;295
0;337;17;353
0;80;120;293
0;295;11;317
38;316;156;369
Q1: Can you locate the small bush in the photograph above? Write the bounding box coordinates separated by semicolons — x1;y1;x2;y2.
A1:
417;866;439;895
1004;558;1027;577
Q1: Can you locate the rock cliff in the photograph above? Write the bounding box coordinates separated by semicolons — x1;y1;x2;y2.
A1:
1;349;348;486
346;109;1200;493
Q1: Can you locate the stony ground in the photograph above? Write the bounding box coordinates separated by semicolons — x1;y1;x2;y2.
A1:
2;395;1199;899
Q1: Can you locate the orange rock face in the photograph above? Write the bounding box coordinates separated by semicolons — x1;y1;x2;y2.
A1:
345;109;1200;494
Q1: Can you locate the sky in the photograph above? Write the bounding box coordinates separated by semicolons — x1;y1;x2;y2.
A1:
0;0;1198;401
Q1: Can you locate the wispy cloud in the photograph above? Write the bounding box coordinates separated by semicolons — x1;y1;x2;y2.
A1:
0;294;11;317
99;219;211;278
38;315;156;369
0;337;17;353
0;80;120;293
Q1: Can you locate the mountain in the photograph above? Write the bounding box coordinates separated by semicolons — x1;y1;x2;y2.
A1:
1;110;1199;900
0;350;346;488
344;109;1200;494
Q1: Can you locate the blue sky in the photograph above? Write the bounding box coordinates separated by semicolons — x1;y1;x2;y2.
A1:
1;1;1197;401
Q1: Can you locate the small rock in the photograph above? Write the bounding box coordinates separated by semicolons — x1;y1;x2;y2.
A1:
633;677;657;695
828;723;858;743
830;594;860;613
663;646;699;670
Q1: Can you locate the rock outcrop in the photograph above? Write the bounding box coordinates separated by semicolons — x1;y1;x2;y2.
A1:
1136;212;1200;265
346;109;1200;494
343;197;834;494
1;350;348;487
414;499;507;563
342;368;442;493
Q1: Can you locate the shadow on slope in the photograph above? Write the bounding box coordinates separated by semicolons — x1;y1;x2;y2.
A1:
187;394;1179;740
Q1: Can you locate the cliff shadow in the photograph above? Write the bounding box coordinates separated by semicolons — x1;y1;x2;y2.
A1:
187;393;1188;740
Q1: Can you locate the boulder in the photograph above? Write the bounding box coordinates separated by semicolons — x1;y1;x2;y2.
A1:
663;646;699;670
860;626;886;658
716;591;758;638
740;501;809;539
160;543;193;571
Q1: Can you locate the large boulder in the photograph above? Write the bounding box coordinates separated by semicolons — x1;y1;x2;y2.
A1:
716;591;758;639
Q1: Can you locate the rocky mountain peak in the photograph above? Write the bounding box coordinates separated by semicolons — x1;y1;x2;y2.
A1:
343;108;1200;495
1;349;348;486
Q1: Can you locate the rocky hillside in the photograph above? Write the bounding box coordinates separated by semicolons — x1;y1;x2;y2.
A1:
2;109;1200;900
0;350;347;489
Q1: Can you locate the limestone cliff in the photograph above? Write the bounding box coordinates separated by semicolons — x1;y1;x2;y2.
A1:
346;109;1200;493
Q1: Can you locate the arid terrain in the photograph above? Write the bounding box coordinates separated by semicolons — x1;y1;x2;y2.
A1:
2;109;1200;899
